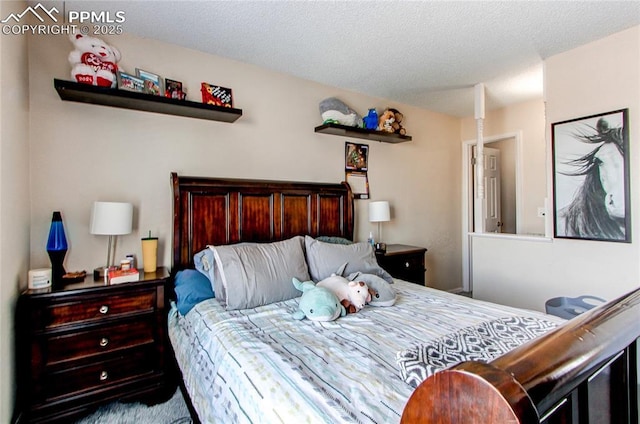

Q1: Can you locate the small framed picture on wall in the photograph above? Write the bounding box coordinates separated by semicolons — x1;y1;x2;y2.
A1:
345;142;368;171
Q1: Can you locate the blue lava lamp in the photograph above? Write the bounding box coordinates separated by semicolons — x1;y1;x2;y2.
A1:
47;211;68;288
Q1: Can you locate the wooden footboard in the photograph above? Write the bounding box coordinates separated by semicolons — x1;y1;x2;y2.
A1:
401;286;640;423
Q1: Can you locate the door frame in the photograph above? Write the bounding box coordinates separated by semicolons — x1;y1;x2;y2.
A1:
461;131;523;292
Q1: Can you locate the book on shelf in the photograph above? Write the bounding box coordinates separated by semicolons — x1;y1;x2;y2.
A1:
108;268;140;284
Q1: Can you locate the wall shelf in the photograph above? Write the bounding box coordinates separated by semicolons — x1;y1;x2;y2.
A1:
314;122;412;143
54;79;242;123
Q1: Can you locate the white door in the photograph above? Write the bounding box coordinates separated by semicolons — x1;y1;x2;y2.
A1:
473;146;502;232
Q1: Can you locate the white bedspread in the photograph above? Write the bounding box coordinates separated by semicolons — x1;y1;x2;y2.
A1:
168;280;561;424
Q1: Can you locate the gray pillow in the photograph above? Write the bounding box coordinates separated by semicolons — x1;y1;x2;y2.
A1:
211;236;310;310
304;236;393;283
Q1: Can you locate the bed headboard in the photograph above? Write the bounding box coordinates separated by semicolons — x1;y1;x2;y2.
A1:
171;173;354;270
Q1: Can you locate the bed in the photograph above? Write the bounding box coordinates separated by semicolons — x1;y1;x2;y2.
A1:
168;172;639;424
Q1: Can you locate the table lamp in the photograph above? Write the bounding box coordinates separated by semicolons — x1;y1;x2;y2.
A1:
47;211;68;288
369;201;390;251
90;201;133;279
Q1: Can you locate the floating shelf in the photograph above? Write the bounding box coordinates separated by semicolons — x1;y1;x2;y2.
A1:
54;79;242;123
314;123;412;144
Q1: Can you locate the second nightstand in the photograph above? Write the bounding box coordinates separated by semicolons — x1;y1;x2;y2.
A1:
375;244;427;285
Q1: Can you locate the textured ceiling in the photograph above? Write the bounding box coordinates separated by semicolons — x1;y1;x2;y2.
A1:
58;1;640;117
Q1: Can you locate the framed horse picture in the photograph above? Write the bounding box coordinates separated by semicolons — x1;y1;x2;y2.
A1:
552;109;630;242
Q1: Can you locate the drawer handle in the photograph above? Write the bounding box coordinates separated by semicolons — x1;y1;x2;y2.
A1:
405;262;410;268
99;371;109;381
99;305;109;314
99;337;109;348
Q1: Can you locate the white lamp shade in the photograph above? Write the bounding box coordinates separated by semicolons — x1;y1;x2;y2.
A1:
369;201;390;222
90;201;133;235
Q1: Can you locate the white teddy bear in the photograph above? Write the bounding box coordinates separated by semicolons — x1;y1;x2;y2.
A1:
68;33;121;88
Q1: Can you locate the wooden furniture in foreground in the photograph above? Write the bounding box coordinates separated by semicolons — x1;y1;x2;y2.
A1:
401;286;639;423
16;268;174;423
170;173;639;424
375;244;427;285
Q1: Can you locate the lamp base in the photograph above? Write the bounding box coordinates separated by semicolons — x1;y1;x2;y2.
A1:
48;249;67;290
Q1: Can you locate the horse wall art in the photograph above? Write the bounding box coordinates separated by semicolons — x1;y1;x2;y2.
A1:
552;109;630;242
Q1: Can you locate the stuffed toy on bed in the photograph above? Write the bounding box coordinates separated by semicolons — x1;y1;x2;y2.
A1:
292;278;346;322
330;263;396;308
316;275;371;312
346;272;397;307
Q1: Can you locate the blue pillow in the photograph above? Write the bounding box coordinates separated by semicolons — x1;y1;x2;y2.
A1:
175;269;215;315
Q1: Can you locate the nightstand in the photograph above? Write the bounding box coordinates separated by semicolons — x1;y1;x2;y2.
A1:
16;267;174;423
375;244;427;285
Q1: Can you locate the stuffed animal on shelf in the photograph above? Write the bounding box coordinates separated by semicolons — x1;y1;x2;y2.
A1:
363;108;378;130
388;108;407;135
317;275;371;312
292;278;346;322
377;109;396;133
376;108;407;135
68;33;121;88
319;97;362;127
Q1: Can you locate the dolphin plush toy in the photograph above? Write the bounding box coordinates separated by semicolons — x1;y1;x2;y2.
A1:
292;278;346;322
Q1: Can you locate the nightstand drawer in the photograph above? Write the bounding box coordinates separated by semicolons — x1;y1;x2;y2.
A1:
376;244;427;285
39;290;156;329
44;348;154;401
384;253;424;272
45;318;155;366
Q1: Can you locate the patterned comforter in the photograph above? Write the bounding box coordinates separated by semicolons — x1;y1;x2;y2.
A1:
397;316;559;388
168;280;562;424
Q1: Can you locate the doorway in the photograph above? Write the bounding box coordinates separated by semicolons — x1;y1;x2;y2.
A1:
473;146;507;233
461;132;523;292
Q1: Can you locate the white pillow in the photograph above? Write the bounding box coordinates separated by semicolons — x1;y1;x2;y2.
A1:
210;236;310;310
304;236;393;283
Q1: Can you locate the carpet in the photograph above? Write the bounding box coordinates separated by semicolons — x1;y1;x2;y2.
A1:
74;389;192;424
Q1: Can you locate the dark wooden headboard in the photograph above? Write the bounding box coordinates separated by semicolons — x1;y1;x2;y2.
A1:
171;173;354;270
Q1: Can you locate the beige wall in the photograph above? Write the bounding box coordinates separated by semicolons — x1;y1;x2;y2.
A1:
462;99;547;235
27;32;462;292
0;1;30;422
472;26;640;311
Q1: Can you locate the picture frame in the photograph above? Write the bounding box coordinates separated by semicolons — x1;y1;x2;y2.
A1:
135;68;163;96
346;170;370;200
551;108;630;242
164;78;186;100
200;82;233;107
117;71;144;93
345;142;368;171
